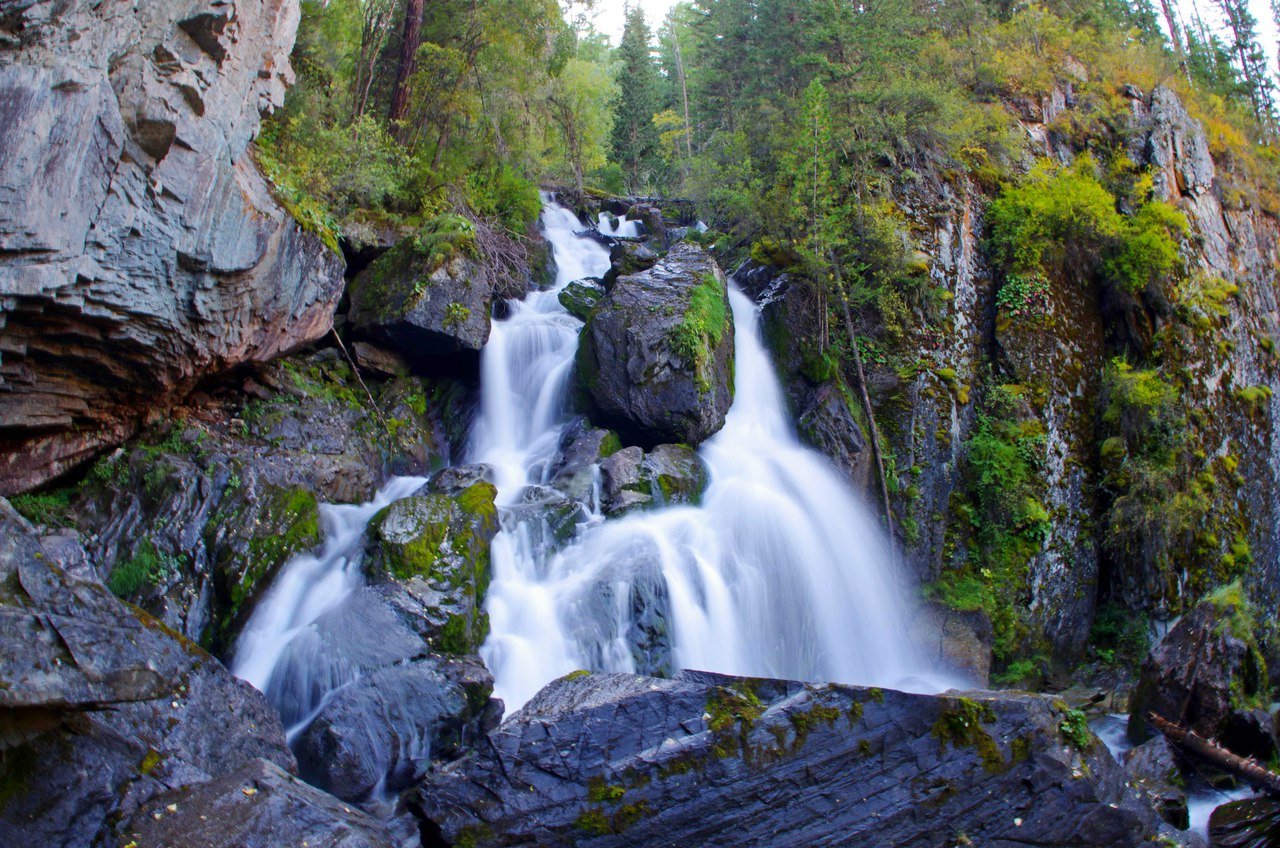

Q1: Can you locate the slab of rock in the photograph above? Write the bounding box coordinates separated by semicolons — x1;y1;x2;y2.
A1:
1209;796;1280;848
0;0;346;495
577;243;734;446
0;505;295;848
415;670;1160;847
1124;736;1189;829
121;758;398;848
294;656;499;802
1128;588;1273;760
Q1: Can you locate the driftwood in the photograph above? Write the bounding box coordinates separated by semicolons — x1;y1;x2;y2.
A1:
1148;712;1280;799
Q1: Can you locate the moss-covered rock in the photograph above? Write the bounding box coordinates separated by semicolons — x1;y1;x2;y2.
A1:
366;481;499;654
598;443;709;517
558;278;606;321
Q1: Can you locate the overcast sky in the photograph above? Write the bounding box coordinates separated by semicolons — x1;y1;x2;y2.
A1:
589;0;1279;72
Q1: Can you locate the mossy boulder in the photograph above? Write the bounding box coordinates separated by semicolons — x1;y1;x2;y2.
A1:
348;230;494;362
366;481;499;654
577;243;734;447
1128;583;1275;760
602;241;659;288
559;278;606;321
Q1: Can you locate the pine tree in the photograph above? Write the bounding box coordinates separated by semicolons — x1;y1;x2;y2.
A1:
611;4;662;192
1213;0;1277;132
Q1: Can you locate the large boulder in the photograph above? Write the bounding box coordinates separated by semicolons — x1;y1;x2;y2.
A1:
1128;585;1273;760
365;481;500;654
0;503;296;848
348;230;495;365
577;243;734;446
294;656;499;802
598;443;708;516
120;758;399;848
415;670;1161;847
0;0;347;495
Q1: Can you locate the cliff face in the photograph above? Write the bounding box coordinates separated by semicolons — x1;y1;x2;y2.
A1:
0;0;345;495
875;82;1280;670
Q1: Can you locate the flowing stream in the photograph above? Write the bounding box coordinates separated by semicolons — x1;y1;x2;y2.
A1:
475;195;935;710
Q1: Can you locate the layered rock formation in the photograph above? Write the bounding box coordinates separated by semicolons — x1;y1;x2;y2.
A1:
0;0;346;495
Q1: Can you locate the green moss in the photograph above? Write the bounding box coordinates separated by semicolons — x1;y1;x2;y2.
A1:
561;669;593;682
586;777;627;804
932;698;1007;774
1058;708;1093;750
108;538;172;598
10;489;73;528
706;681;764;759
670;272;729;393
599;431;624;458
788;702;840;748
575;808;612;835
139;748;163;776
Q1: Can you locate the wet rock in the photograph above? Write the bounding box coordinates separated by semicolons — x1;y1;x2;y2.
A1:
548;417;621;501
414;670;1159;847
577;243;734;446
1128;587;1273;760
365;482;499;654
430;463;496;496
0;0;346;495
603;241;659;288
910;603;993;685
625;202;667;244
348;235;494;365
295;656;499;802
559;278;606;320
1208;796;1280;848
120;758;398;848
0;506;295;848
599;444;708;516
1123;736;1189;829
504;485;587;550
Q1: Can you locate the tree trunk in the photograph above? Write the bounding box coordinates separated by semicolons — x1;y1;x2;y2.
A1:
389;0;425;124
1148;713;1280;799
672;29;694;174
1158;0;1190;81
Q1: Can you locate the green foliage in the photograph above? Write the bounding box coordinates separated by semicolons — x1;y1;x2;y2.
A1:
988;156;1187;293
10;489;73;528
107;539;173;598
1089;603;1151;668
670;274;728;393
612;5;662;191
1058;708;1093;750
995;273;1051;320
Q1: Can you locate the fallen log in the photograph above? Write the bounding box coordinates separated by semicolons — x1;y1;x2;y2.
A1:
1148;712;1280;799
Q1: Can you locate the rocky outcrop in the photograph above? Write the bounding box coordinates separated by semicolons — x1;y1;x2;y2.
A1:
1128;587;1273;759
365;480;499;654
15;351;448;651
577;242;734;446
294;655;499;803
1209;796;1280;848
0;502;296;847
1122;736;1188;829
347;235;496;367
415;670;1160;847
0;0;347;495
120;758;399;848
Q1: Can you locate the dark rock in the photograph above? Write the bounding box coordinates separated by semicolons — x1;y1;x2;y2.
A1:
603;241;659;288
599;443;708;516
0;506;295;848
548;417;620;501
414;670;1159;847
1208;795;1280;848
910;603;993;685
1129;588;1273;761
348;236;494;364
295;656;499;802
503;485;588;551
365;482;499;654
1123;736;1189;829
430;463;496;496
0;0;346;495
559;278;607;320
625;202;667;244
351;342;410;378
577;243;735;446
120;758;398;848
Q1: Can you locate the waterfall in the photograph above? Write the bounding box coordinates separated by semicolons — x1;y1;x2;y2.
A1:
476;195;938;711
232;475;428;737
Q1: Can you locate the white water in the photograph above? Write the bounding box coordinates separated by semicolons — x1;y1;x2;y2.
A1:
597;211;641;238
476;196;935;711
232;475;427;736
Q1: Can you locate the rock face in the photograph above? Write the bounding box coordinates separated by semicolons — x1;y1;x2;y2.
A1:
577;242;734;446
598;443;708;516
0;503;296;848
294;656;499;803
0;0;347;495
1209;796;1280;848
120;758;399;848
19;352;447;651
416;670;1159;847
1128;587;1273;758
347;236;496;366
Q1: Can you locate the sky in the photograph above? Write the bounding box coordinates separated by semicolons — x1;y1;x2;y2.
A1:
590;0;1280;74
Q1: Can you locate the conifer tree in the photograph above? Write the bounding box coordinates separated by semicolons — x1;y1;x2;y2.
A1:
611;4;662;192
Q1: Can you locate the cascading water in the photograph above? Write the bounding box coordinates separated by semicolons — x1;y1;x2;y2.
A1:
476;195;938;711
232;475;427;737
